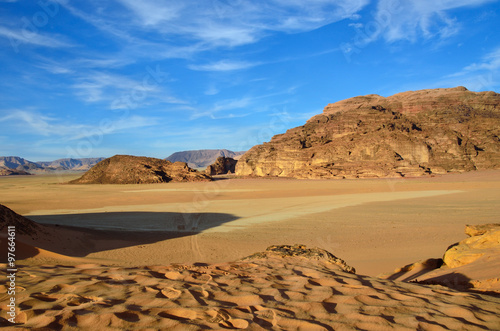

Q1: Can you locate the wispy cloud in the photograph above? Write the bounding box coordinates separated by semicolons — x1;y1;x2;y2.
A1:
440;47;500;90
462;47;500;73
0;26;72;50
190;97;252;120
0;109;157;139
375;0;497;42
72;71;158;104
106;0;369;49
189;60;261;72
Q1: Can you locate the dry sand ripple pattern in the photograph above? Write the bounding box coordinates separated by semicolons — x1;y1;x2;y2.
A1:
1;257;500;330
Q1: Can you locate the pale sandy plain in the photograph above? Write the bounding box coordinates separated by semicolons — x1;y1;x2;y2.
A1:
1;171;500;329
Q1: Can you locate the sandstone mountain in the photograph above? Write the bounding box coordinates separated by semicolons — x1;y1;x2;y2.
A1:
236;87;500;178
70;155;212;184
166;149;245;169
205;156;238;175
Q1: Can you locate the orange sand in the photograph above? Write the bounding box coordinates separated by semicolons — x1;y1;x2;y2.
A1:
1;171;500;328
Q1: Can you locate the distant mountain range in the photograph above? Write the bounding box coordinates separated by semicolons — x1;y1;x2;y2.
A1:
0;150;247;175
165;149;246;169
0;156;105;175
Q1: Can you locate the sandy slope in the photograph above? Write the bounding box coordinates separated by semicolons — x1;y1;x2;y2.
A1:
2;248;500;330
1;171;499;275
1;171;500;328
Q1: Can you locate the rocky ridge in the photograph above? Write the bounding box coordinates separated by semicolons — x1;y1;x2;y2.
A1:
236;87;500;178
0;166;32;176
0;157;105;175
70;155;212;184
166;149;245;169
205;156;238;175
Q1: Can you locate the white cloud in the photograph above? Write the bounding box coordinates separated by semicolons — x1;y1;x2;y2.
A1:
462;47;500;72
375;0;497;42
72;71;158;104
0;26;72;50
111;0;369;48
441;47;500;91
189;60;261;72
204;85;220;96
0;110;85;136
0;109;157;139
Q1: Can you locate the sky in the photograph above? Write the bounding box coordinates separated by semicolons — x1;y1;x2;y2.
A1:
0;0;499;161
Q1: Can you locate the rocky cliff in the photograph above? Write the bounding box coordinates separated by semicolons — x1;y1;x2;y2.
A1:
70;155;212;184
166;149;245;169
236;87;500;178
205;156;238;175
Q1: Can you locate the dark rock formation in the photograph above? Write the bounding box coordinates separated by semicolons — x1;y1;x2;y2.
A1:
205;157;238;175
69;155;212;184
0;204;42;236
166;149;245;169
0;166;32;176
241;244;356;274
236;87;500;178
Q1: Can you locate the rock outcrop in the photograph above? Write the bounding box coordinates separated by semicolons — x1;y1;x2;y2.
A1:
166;149;245;169
242;244;356;274
70;155;212;184
236;87;500;178
443;224;500;269
382;223;500;293
205;157;238;175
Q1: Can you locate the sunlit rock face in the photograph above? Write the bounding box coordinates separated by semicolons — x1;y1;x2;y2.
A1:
237;87;500;179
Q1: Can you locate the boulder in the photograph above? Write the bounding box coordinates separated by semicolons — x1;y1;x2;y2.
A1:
205;157;238;175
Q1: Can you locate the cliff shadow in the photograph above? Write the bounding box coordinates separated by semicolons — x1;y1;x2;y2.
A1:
14;211;239;258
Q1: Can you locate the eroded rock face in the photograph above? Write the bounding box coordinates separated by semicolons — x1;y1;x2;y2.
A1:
205;157;238;176
443;225;500;269
382;223;500;293
70;155;212;184
241;244;356;274
236;87;500;178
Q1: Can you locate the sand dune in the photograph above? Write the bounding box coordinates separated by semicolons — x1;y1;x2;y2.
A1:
1;171;500;328
2;245;500;330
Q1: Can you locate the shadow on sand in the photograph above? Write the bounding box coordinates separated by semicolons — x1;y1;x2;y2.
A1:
17;211;239;258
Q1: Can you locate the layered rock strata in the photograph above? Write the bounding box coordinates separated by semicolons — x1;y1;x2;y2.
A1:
236;87;500;178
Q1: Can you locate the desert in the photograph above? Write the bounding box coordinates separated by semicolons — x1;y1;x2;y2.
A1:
3;0;500;328
1;167;500;329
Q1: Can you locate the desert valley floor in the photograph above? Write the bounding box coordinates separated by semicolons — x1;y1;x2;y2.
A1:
1;171;500;330
2;171;499;276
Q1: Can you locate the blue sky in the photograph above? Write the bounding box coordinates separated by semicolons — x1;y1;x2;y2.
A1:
1;0;499;161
